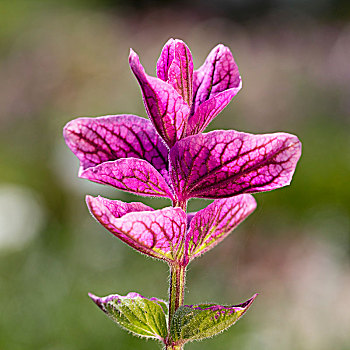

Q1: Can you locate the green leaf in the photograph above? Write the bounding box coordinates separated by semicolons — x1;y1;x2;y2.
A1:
89;292;168;343
170;294;257;344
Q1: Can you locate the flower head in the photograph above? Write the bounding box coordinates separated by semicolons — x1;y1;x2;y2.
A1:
63;38;301;262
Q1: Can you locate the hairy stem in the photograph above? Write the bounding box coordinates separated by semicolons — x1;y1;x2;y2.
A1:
165;345;182;350
166;263;186;349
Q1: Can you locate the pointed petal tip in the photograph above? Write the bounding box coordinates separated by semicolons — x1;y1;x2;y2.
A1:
129;48;140;66
247;293;258;307
88;292;101;306
250;293;259;302
233;293;258;313
129;47;136;56
242;293;258;308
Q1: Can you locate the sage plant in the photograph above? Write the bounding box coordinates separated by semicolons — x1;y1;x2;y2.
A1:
63;39;301;349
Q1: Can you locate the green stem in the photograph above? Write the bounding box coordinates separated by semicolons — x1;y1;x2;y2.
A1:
165;345;182;350
166;263;186;349
166;197;187;349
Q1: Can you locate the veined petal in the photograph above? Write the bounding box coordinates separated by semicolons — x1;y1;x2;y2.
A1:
187;87;241;135
87;195;153;219
81;158;174;199
63;115;168;175
157;38;175;81
157;39;193;106
170;130;302;201
186;195;256;261
186;212;196;229
129;49;190;147
192;44;241;115
86;195;187;262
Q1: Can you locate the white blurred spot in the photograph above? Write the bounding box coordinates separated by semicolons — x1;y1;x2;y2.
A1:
0;184;45;251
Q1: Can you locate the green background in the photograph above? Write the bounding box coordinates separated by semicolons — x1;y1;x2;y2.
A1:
0;0;349;349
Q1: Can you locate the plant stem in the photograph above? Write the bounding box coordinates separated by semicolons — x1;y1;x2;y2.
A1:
167;263;186;349
165;345;182;350
172;199;187;212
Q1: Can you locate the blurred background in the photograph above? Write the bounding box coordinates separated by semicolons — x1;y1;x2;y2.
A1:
0;0;349;349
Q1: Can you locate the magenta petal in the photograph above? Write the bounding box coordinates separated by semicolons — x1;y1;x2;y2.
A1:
81;158;174;199
63;115;168;175
86;195;153;219
192;44;241;114
157;39;193;106
187;88;241;135
170;130;302;201
185;195;256;261
86;196;187;262
186;212;196;229
157;38;175;81
129;49;190;147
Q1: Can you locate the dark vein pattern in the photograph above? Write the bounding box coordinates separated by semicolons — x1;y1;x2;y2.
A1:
87;195;187;262
157;38;175;81
170;130;302;201
185;44;242;135
81;158;175;199
157;39;193;106
63;114;169;175
187;88;241;135
129;49;190;147
186;195;256;261
191;44;241;115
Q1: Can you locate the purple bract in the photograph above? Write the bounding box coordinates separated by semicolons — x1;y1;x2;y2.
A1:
63;38;302;263
86;194;256;265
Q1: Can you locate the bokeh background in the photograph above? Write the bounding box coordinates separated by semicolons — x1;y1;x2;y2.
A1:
1;0;350;349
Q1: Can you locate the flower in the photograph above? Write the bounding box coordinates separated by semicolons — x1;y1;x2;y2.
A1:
63;38;301;261
64;40;301;206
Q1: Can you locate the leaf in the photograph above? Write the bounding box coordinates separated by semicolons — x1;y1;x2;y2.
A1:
185;195;256;261
187;44;241;134
169;130;302;201
63;114;169;175
86;196;187;262
81;158;174;199
170;294;257;344
157;38;175;81
89;292;168;342
129;49;190;147
192;44;241;112
157;38;194;106
86;195;153;218
186;88;241;135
